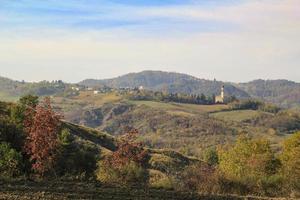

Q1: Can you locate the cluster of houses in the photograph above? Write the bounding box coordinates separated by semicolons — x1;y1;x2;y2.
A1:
70;85;144;95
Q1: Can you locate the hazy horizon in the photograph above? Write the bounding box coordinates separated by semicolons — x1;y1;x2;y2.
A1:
1;0;299;82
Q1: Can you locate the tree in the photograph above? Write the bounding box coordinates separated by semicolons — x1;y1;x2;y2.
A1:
218;136;280;183
280;132;300;191
24;97;61;176
96;129;149;186
11;95;39;126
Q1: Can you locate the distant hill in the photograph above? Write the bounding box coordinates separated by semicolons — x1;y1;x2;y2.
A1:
1;71;300;108
0;76;71;101
79;70;300;108
238;79;300;108
79;71;250;98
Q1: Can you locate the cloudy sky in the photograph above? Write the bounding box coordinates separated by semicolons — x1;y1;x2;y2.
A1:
0;0;299;82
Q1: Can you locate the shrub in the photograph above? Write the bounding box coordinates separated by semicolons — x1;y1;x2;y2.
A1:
96;129;149;187
203;147;219;166
149;170;174;189
179;163;219;194
0;142;23;178
0;118;25;151
218;136;282;195
97;160;148;187
58;128;74;145
229;99;263;110
280;132;300;193
56;129;98;177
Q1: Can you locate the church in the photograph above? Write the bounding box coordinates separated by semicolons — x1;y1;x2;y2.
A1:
215;85;225;104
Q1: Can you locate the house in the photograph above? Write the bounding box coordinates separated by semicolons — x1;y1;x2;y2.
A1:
71;87;80;91
94;90;100;94
139;86;144;90
215;85;224;103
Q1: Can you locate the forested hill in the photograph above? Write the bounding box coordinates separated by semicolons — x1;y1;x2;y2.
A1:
79;71;300;108
1;71;300;108
238;79;300;108
0;76;69;101
79;71;250;98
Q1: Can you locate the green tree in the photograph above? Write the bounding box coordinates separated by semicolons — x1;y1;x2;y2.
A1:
203;147;219;166
10;95;39;126
0;142;23;178
280;132;300;191
218;136;280;183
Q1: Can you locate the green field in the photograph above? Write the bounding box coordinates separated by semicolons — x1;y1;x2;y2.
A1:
128;100;229;116
0;92;19;102
210;110;271;122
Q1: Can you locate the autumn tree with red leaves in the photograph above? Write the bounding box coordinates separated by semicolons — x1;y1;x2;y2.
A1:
97;129;149;186
24;97;61;176
109;129;148;169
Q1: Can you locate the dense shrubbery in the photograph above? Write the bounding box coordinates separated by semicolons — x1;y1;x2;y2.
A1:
178;135;300;197
229;99;280;113
0;96;100;180
280;132;300;193
0;142;23;178
126;90;218;105
56;129;99;177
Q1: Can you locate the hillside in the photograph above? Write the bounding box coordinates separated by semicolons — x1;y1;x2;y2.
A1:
79;71;250;98
238;79;300;108
2;71;300;108
2;94;300;198
0;99;198;181
0;76;72;101
51;91;300;157
79;71;300;108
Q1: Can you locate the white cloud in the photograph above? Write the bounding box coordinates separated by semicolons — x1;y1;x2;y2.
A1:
0;0;299;82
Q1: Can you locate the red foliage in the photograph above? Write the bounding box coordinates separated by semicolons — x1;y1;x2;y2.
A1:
106;129;148;169
24;97;62;176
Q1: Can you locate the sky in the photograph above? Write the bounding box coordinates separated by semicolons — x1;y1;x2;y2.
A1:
0;0;299;83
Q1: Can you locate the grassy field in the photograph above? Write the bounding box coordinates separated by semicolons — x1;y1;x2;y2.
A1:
0;181;285;200
128;100;229;116
209;110;271;122
0;92;19;102
52;91;122;112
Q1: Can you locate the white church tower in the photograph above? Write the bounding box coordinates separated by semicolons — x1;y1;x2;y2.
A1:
215;85;225;103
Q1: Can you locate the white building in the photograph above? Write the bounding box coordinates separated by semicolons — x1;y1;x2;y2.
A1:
215;85;224;103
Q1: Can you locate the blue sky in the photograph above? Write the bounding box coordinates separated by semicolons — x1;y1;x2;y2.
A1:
0;0;299;82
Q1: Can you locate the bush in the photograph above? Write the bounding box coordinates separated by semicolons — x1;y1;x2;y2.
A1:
203;147;219;166
96;129;149;187
218;136;282;195
56;141;98;177
229;99;263;110
97;160;148;187
0;118;25;151
0;142;23;178
280;132;300;194
179;163;219;194
149;169;174;189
